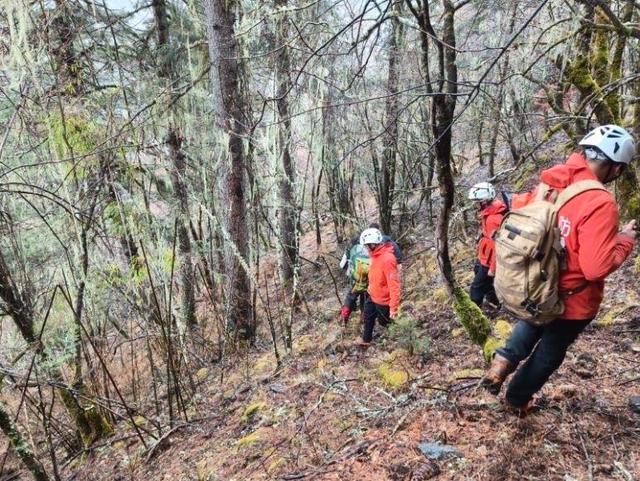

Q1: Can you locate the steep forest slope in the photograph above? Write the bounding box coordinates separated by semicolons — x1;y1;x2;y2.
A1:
55;218;640;481
1;1;640;480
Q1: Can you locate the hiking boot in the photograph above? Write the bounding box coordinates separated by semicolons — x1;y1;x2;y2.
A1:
503;396;546;418
354;336;372;348
481;354;514;395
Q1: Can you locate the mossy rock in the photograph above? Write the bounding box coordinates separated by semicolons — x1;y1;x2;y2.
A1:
378;364;409;389
235;431;262;449
241;402;267;424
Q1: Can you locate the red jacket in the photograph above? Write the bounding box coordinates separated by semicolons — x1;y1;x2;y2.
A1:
513;153;635;320
367;243;401;312
477;200;507;270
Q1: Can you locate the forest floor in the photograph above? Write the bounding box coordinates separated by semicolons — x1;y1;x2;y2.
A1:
61;224;640;481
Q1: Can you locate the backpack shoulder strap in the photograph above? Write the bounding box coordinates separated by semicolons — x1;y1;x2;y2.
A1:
554;180;607;211
534;182;552;202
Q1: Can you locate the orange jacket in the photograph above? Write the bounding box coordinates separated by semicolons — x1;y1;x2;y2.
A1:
477;200;507;270
367;243;401;312
512;152;635;320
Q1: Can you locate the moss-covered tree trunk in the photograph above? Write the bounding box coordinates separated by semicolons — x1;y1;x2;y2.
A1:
0;399;49;481
152;0;198;330
274;0;299;293
408;0;493;353
0;249;111;447
204;0;255;341
565;2;640;218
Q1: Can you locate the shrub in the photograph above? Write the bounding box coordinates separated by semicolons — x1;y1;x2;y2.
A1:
389;315;430;359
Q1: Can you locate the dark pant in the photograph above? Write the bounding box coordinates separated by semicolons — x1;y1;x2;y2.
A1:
469;262;499;306
362;298;390;343
497;318;592;407
343;288;366;312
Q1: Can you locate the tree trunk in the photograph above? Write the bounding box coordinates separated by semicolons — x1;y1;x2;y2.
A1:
0;400;49;481
379;2;404;234
152;0;198;330
204;0;254;341
0;250;111;447
408;0;491;348
274;0;299;291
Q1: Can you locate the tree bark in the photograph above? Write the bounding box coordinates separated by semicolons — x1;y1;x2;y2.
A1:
379;2;403;234
274;0;299;291
0;399;49;481
204;0;254;341
152;0;198;330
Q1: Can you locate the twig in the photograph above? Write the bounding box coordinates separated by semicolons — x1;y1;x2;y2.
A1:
320;255;343;306
144;423;190;463
576;428;593;481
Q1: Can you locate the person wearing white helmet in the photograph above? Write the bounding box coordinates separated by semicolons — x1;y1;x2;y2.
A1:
355;227;401;347
468;182;507;307
483;124;637;415
338;223;402;325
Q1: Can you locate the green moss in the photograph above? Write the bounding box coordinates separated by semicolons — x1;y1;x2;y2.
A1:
452;286;491;347
566;55;616;124
60;390;112;446
431;287;449;306
451;327;465;338
494;320;512;340
481;320;513;362
595;305;625;327
241;402;266;424
377;364;409;389
235;431;261;448
48;113;98;159
482;336;503;362
513;162;536;192
293;335;315;354
195;368;209;382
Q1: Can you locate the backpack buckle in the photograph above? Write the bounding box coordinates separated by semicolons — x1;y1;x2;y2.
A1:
521;298;540;317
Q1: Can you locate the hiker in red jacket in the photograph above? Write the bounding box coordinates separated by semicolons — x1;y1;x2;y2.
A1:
468;182;506;307
355;227;401;347
484;125;637;414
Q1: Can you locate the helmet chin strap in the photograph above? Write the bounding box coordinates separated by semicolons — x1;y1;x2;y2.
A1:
603;162;623;184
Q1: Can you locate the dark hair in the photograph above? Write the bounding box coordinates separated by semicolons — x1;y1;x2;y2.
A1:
368;222;380;229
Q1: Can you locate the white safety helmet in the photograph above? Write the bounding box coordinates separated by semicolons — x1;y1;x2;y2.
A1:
468;182;496;201
579;125;636;165
360;227;383;246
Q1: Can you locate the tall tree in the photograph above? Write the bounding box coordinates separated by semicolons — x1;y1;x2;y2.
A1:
377;1;404;234
274;0;299;292
152;0;197;329
203;0;254;341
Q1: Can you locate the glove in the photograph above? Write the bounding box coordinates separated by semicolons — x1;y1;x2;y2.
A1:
488;268;495;277
390;309;398;320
